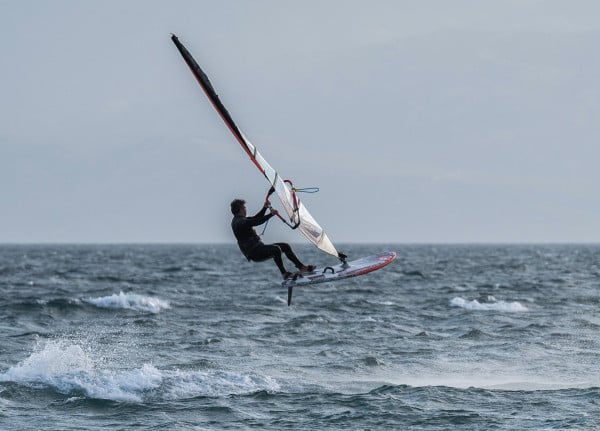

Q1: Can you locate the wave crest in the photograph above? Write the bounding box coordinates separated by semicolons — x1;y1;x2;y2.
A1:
450;296;528;312
0;340;279;403
86;291;170;313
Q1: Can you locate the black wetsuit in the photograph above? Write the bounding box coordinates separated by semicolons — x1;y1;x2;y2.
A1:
231;207;304;274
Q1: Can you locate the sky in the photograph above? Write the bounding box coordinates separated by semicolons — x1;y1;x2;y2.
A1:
2;0;600;244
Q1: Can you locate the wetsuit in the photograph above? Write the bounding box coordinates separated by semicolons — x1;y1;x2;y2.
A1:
231;207;304;274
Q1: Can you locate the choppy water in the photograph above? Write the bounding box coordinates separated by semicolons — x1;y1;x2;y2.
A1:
1;244;600;430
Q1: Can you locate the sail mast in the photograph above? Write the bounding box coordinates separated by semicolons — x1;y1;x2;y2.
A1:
171;34;263;173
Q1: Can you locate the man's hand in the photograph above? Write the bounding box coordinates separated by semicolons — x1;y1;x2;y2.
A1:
264;186;276;208
270;208;279;217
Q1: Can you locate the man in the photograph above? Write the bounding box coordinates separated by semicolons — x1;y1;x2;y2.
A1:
230;197;315;279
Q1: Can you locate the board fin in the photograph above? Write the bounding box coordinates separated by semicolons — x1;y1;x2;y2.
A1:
287;285;293;306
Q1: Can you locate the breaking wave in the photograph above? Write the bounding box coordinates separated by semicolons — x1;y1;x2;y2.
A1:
450;296;528;312
0;340;279;403
86;291;170;313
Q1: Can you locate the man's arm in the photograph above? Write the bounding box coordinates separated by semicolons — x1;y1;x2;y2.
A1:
245;206;274;227
250;206;268;219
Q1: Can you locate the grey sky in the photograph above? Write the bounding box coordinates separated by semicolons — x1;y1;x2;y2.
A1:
2;1;600;244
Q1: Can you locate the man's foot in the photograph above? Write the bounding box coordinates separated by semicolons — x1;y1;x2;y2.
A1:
282;271;294;280
299;265;316;274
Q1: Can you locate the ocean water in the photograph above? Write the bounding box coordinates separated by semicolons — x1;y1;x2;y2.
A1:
1;244;599;430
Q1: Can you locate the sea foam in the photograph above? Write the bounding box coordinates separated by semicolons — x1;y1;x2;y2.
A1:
0;340;279;402
0;340;160;402
450;296;528;312
86;291;170;313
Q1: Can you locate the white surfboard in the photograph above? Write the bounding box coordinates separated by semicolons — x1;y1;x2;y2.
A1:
282;251;396;305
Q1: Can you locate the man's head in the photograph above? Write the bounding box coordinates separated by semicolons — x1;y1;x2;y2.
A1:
230;199;246;215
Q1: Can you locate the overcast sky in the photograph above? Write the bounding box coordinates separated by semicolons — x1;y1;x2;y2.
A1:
2;1;600;244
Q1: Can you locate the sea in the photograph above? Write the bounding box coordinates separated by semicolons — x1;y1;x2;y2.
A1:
1;243;599;430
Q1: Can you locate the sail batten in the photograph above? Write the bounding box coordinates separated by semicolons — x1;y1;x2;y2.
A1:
171;34;338;258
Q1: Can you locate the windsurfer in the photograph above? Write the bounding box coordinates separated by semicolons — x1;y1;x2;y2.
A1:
230;198;315;279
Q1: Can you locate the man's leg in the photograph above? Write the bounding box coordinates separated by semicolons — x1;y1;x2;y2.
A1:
249;244;287;275
274;242;305;269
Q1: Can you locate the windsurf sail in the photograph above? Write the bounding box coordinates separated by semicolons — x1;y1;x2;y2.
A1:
171;34;340;259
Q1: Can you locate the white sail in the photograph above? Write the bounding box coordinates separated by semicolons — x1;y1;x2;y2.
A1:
240;131;339;257
172;35;339;258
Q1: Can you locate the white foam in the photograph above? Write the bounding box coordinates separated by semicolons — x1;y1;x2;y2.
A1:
0;340;160;402
86;291;170;313
0;340;279;402
352;361;596;392
366;299;395;306
1;341;94;380
162;369;280;400
370;373;592;391
450;296;528;312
